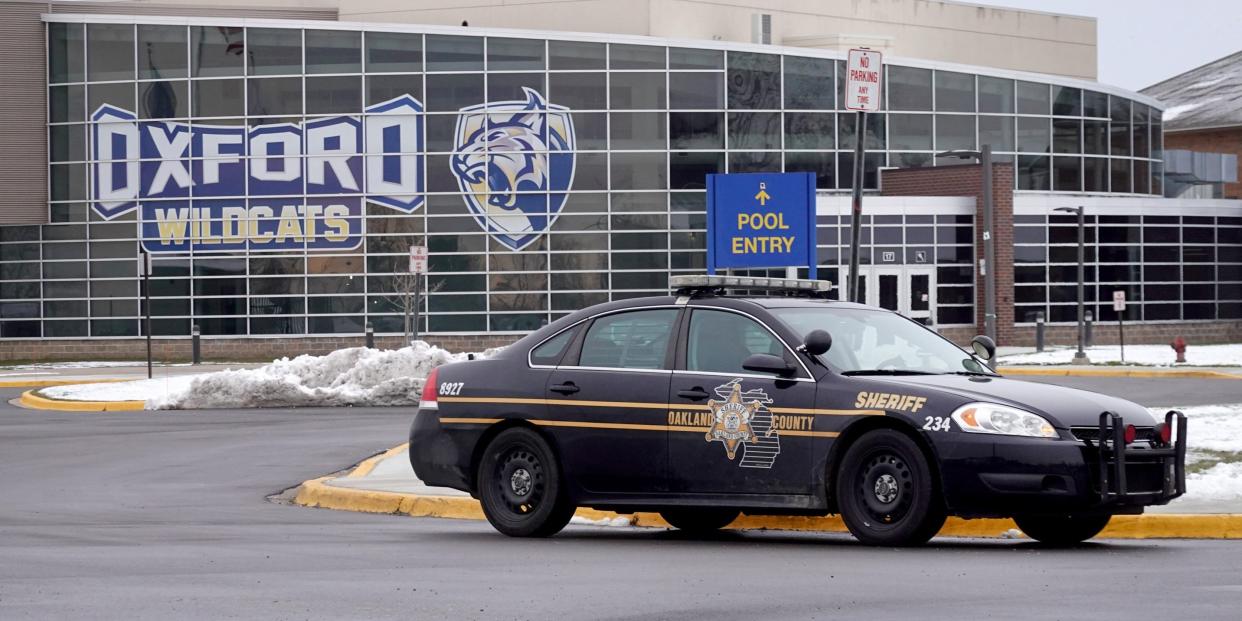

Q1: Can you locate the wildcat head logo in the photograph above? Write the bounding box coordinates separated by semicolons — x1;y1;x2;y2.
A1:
451;88;575;251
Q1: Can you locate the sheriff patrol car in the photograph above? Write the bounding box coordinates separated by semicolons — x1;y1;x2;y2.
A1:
410;275;1187;546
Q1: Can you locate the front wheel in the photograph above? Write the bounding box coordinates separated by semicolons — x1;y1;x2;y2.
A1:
659;508;740;534
477;427;576;537
1014;514;1111;545
836;429;946;546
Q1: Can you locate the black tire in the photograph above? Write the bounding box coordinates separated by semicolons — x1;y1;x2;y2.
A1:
477;427;576;537
659;508;740;534
1014;513;1111;546
836;429;946;546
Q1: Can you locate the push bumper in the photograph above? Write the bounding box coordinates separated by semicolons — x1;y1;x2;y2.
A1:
937;410;1187;518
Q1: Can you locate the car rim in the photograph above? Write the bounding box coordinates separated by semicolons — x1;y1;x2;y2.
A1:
857;450;914;527
495;447;545;516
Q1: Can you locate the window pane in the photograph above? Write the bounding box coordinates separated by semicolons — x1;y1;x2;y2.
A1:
1017;117;1050;153
87;24;134;82
306;76;361;113
1052;86;1081;116
727;51;780;109
139;81;188;118
49;125;86;162
305;30;360;74
1083;90;1109;117
88;82;134;113
192;26;245;77
1111;119;1131;156
247;77;302;115
530;327;578;366
935;114;974;151
785;151;836;188
248;28;302;76
1084;157;1108;191
487;37;544;70
978;115;1014;151
611;152;667;189
1084;120;1108;155
1016;81;1049;114
784;56;833;110
578;309;678;369
1018;155;1050;190
670;112;723;149
610;112;666;149
728;112;780;150
49;85;85;123
426;35;483;71
549;72;606;109
193;78;244;117
1110;158;1131;193
978;76;1013;113
784;113;834;149
669;72;722;109
670;151;723;190
138;25;187;80
889;66;931;111
889;114;932;150
687;310;785;374
49;23;85;84
670;47;722;70
366;31;422;72
610;72;666;109
935;71;974;112
425;73;484;112
366;73;422;106
1053;156;1081;191
1053;118;1081;153
549;40;604;69
610;44;665;69
839;112;885;150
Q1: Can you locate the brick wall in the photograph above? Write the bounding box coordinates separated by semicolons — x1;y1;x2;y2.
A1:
0;334;524;363
1164;128;1242;199
939;320;1241;349
881;162;1017;344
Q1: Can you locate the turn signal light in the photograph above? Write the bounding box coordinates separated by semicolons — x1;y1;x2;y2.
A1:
420;367;439;408
1124;424;1137;445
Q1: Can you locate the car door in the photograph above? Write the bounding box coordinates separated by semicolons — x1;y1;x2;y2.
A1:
546;307;681;495
667;307;817;496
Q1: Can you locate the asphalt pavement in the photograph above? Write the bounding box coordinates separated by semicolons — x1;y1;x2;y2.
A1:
1019;374;1241;407
3;379;1242;620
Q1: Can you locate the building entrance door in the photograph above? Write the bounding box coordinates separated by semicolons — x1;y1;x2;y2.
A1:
843;266;936;325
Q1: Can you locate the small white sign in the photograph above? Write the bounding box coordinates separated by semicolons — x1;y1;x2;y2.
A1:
881;251;896;262
845;48;883;112
409;245;428;274
1113;290;1126;312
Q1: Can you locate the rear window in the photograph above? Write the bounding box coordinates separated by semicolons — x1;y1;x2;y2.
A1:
530;327;577;366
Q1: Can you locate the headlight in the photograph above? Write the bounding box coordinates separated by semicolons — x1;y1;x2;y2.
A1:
950;403;1058;438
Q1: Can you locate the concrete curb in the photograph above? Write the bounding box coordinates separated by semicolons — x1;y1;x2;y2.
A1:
999;367;1241;380
0;378;130;388
293;448;1242;540
18;389;146;412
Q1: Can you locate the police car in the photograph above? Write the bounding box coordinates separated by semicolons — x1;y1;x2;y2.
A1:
410;275;1187;546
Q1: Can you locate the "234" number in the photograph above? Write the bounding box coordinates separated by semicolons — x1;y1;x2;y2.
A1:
923;416;951;432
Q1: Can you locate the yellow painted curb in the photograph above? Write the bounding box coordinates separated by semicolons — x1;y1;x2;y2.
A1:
19;389;146;412
999;367;1241;380
294;448;1242;539
0;378;131;388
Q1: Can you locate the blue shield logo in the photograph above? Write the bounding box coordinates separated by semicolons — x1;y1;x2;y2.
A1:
451;88;576;251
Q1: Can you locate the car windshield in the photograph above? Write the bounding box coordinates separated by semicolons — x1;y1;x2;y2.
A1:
772;307;992;375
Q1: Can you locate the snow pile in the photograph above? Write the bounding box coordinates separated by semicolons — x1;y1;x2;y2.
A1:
42;376;196;403
150;341;498;409
998;344;1242;367
1149;404;1242;504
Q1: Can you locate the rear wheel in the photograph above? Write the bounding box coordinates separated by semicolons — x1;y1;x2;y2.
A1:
836;429;946;546
659;508;740;534
477;427;576;537
1014;513;1111;545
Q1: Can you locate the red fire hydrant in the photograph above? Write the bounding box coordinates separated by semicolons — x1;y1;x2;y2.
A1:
1171;336;1187;363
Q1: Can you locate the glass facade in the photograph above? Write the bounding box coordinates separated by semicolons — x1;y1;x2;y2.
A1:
0;18;1220;340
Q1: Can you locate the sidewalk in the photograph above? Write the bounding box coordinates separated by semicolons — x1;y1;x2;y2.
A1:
0;362;262;387
294;444;1242;539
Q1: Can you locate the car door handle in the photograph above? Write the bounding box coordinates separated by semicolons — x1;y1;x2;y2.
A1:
549;382;580;395
677;387;711;400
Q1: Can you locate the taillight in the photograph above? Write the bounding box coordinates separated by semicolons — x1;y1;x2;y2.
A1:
1156;423;1173;445
1124;424;1137;444
420;368;439;408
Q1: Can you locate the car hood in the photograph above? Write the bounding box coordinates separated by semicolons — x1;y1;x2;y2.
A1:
864;374;1158;429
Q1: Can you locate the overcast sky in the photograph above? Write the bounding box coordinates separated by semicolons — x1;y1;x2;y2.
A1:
969;0;1241;90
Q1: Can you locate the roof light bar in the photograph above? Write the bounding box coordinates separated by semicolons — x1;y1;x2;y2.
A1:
670;274;833;292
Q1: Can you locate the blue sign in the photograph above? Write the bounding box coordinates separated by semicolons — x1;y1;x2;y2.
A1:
707;172;816;278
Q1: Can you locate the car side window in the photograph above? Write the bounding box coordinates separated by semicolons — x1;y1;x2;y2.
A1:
530;326;578;366
686;309;786;375
577;309;678;370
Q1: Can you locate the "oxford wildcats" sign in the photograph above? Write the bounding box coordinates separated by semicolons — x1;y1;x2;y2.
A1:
91;95;425;253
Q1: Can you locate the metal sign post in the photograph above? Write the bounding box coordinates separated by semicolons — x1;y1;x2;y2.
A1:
1114;290;1127;363
138;250;153;379
845;48;883;303
409;246;428;343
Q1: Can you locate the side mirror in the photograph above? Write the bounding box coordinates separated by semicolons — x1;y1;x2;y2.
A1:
742;353;795;377
971;335;996;361
802;329;832;357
